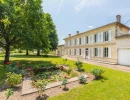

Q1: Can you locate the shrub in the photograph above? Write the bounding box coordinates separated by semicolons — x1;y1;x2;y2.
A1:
91;68;104;79
79;75;87;84
74;61;83;71
6;63;22;74
6;72;22;87
5;88;14;100
32;80;47;97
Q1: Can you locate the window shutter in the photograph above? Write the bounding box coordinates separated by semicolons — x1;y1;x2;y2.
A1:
100;47;103;57
81;48;85;57
98;48;100;57
83;37;86;44
98;33;100;42
92;35;94;43
76;48;79;55
101;32;103;42
109;30;112;41
91;48;94;57
88;48;90;59
108;47;111;58
77;38;79;45
81;37;83;44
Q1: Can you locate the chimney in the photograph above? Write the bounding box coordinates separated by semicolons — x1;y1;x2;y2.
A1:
116;15;121;23
68;34;71;37
76;31;79;35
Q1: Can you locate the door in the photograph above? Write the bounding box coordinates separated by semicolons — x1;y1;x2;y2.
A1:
118;48;130;66
85;48;90;59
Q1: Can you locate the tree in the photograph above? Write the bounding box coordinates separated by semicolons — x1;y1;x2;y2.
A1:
0;0;26;63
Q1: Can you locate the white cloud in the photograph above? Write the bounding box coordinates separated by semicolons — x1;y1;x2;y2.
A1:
88;26;94;28
75;0;105;12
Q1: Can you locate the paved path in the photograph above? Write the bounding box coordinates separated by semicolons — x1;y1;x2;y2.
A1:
62;56;130;72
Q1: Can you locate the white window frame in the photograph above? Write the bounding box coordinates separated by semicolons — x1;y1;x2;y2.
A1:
94;48;98;57
104;47;109;57
104;31;109;41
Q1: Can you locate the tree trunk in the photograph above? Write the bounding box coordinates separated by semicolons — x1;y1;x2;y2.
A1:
37;49;40;56
26;49;29;55
4;45;10;63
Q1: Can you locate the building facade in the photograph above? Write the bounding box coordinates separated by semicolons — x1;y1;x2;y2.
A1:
63;15;130;65
55;44;65;56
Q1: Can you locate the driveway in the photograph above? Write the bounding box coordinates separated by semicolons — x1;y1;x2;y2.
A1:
62;56;130;72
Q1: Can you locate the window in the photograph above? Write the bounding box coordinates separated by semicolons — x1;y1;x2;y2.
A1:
86;36;89;44
79;49;81;55
94;48;98;57
70;40;71;46
69;49;71;55
104;31;109;41
74;49;76;55
79;38;82;45
74;39;77;45
94;34;98;43
86;48;88;56
104;48;108;57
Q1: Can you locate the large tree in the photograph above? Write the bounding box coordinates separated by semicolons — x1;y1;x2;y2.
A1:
0;0;27;63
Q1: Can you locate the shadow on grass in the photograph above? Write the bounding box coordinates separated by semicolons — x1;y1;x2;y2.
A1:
10;55;60;58
93;76;109;82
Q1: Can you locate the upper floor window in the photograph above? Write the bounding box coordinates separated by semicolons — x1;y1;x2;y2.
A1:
94;34;98;43
79;38;82;45
70;40;71;46
104;31;109;41
86;36;89;44
94;48;98;57
104;47;108;57
79;49;81;55
74;39;77;45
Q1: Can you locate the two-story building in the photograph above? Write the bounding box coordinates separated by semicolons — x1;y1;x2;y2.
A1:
63;15;130;66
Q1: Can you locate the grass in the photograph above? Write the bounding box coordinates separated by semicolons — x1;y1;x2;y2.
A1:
0;53;130;100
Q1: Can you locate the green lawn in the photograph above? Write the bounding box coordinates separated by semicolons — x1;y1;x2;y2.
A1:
0;54;130;100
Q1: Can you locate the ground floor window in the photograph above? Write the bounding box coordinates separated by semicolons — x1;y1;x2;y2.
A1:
79;49;81;55
104;47;108;57
86;48;88;56
69;49;71;55
94;48;98;57
74;49;76;55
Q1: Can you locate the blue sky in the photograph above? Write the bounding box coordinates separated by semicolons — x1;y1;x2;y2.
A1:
42;0;130;45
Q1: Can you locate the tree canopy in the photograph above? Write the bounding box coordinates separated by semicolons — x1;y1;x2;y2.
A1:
0;0;58;63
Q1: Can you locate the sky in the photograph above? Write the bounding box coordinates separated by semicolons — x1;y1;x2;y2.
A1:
42;0;130;45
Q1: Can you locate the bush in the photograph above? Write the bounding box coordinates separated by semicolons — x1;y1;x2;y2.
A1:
5;88;14;100
91;68;104;79
79;75;87;84
32;80;47;97
74;61;83;71
6;72;22;87
6;63;22;74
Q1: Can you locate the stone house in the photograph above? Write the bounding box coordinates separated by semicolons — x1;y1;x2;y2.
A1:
63;15;130;66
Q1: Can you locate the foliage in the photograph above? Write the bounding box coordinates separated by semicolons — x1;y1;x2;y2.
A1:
63;59;68;65
6;72;22;87
42;48;50;57
67;67;72;75
5;88;14;100
32;80;47;97
78;75;87;84
74;61;83;71
91;68;105;79
6;63;22;74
